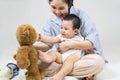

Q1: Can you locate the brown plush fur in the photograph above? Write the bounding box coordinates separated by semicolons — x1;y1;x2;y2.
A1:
14;24;42;80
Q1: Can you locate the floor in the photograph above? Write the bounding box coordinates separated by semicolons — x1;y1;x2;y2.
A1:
0;48;120;80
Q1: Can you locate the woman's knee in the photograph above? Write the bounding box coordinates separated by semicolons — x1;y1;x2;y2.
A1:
69;54;105;78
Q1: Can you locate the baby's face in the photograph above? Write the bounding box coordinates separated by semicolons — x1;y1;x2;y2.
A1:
60;20;78;38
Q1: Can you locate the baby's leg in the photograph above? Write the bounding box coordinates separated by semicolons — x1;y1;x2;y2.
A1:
38;50;62;64
50;54;80;80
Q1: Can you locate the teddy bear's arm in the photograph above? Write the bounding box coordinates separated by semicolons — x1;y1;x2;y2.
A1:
13;54;16;60
15;47;30;69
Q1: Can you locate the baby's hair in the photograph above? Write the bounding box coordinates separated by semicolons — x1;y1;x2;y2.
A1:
63;14;81;29
48;0;74;8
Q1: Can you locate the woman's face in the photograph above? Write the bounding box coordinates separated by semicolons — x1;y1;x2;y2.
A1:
50;0;69;19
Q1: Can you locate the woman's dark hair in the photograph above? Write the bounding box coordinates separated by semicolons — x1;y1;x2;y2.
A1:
63;14;81;30
48;0;74;8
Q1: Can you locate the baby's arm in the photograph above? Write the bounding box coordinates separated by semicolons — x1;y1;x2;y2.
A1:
37;33;60;44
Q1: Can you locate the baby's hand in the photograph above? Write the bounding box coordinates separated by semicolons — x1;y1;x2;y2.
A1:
36;33;41;41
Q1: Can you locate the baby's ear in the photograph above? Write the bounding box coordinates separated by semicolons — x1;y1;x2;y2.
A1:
74;29;78;34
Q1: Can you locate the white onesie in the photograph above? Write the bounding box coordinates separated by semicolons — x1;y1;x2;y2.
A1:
57;34;83;62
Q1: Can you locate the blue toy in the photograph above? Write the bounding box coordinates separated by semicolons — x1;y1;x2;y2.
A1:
0;63;19;80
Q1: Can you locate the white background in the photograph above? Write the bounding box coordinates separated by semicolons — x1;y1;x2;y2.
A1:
0;0;120;79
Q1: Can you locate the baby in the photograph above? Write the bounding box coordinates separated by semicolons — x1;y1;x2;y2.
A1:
37;14;83;80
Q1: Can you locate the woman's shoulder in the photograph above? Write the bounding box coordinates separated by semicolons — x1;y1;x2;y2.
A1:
47;13;58;21
70;6;85;15
47;13;62;25
70;6;90;19
44;14;56;27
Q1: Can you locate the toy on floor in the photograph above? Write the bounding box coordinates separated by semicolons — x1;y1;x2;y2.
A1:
13;24;42;80
0;63;19;80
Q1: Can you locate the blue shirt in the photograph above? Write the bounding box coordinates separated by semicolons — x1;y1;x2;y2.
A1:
42;6;107;62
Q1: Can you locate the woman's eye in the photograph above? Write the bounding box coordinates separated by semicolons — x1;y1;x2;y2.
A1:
51;6;56;9
59;7;64;10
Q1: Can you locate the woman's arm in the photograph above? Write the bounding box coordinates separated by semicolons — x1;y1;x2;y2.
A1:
70;40;93;50
58;40;93;53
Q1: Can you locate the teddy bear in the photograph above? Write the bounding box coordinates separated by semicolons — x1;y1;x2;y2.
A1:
13;24;42;80
0;63;19;80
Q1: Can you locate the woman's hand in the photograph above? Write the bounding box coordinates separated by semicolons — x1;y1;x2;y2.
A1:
58;40;94;53
58;41;71;53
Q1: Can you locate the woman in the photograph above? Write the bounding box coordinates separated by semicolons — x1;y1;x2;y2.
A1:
35;0;107;80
